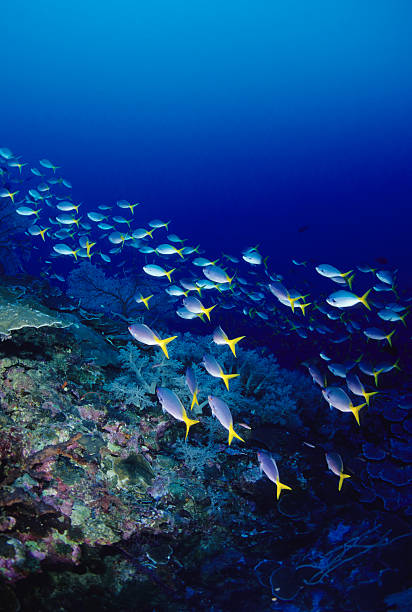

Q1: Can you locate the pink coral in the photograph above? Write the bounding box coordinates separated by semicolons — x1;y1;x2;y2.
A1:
0;516;16;531
78;404;106;423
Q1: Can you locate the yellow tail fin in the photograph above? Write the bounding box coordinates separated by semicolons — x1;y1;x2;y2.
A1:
373;368;384;387
359;289;371;310
86;241;96;254
386;330;395;346
165;268;176;283
182;408;200;440
157;335;177;359
338;472;351;491
221;372;240;391
275;479;292;500
141;294;153;309
190;390;199;410
176;248;184;258
202;305;216;321
228;422;245;446
288;294;309;313
287;296;298;313
346;274;355;290
226;336;245;357
363;391;378;406
350;402;366;426
298;302;311;316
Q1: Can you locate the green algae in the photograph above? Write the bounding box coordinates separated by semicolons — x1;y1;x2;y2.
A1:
53;456;86;485
113;452;155;488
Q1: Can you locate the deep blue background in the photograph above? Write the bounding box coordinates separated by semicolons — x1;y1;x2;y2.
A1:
2;1;412;277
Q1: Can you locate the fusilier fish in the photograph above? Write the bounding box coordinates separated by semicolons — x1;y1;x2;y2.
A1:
326;452;351;491
326;289;371;310
156;387;199;440
322;386;366;425
257;451;292;499
128;323;177;358
208;396;244;445
202;355;239;390
212;326;245;357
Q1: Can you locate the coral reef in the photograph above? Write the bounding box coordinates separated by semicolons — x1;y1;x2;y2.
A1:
0;276;410;611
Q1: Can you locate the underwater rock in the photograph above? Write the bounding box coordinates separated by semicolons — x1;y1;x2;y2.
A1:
146;475;170;500
77;404;107;425
66;320;119;367
0;580;20;612
278;491;309;520
70;500;92;527
112;452;155;488
0;287;73;339
0;536;26;581
145;541;174;566
385;587;412;611
53;456;86;485
77;433;105;456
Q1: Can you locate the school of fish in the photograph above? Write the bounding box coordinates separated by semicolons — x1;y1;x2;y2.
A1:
1;145;410;498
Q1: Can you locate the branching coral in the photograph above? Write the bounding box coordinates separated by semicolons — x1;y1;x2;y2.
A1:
173;417;223;479
105;344;160;411
105;332;316;434
67;262;141;319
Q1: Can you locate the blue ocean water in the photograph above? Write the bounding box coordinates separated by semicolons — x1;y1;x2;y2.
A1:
1;2;412;611
2;1;412;278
